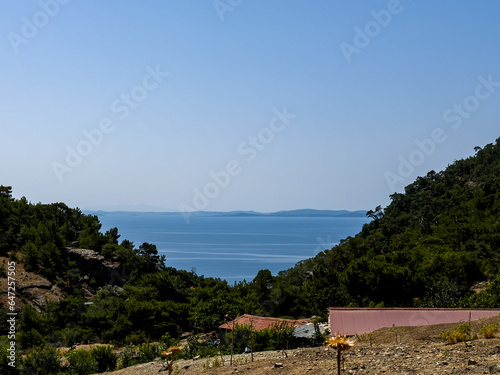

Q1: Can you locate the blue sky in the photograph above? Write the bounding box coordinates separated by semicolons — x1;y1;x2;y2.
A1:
1;0;500;212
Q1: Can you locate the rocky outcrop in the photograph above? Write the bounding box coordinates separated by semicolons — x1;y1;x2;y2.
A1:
17;271;65;311
1;249;129;313
65;248;129;286
0;259;65;313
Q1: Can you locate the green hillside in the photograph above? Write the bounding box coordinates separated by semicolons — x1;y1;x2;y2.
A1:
280;137;500;311
1;137;500;372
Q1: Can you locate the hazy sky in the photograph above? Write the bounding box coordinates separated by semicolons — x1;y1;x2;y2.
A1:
2;1;500;212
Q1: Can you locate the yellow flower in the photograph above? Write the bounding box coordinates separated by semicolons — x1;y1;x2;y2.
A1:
326;334;355;351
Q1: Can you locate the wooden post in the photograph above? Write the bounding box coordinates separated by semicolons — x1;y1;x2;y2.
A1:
215;332;224;366
231;319;234;366
337;349;341;375
250;319;254;362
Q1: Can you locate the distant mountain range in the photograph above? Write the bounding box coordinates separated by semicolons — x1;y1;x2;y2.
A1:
84;209;368;218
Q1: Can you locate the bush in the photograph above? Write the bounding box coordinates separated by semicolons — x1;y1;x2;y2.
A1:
228;321;298;353
441;323;470;344
184;334;202;359
480;324;498;338
125;331;147;345
118;344;137;369
161;332;180;348
56;326;94;348
138;342;162;363
91;345;118;372
66;349;98;375
22;345;61;375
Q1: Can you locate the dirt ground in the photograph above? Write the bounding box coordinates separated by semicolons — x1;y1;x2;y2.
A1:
103;315;500;375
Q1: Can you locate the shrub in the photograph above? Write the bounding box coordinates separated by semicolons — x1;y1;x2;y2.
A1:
57;326;93;347
253;322;296;351
161;332;180;348
125;331;147;345
480;324;498;338
91;345;118;372
22;345;61;375
66;349;98;375
228;321;298;353
203;357;223;369
311;323;329;346
441;323;470;344
138;342;162;363
118;344;137;369
184;334;202;359
212;356;223;368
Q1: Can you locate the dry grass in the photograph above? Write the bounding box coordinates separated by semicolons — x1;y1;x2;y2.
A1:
102;315;500;375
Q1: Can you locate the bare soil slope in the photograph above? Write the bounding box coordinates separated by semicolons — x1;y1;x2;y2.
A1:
103;315;500;375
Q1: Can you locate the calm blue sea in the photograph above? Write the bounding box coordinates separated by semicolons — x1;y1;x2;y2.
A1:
93;212;369;283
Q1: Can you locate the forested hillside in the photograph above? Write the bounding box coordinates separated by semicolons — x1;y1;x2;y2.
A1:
286;137;500;311
1;137;500;359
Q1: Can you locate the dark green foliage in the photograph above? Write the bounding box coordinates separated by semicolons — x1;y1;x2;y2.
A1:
138;342;162;363
91;345;118;372
118;344;137;369
18;305;48;349
191;278;241;331
21;345;61;375
161;332;180;348
228;321;297;353
284;138;500;311
3;137;500;354
66;349;98;375
185;333;202;358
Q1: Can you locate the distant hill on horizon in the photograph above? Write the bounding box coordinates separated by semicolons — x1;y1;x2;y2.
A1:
83;208;368;218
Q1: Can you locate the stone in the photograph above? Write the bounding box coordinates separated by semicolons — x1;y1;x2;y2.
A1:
489;364;500;374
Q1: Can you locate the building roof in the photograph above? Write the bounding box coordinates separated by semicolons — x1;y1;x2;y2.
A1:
328;307;500;336
219;314;310;332
293;323;329;338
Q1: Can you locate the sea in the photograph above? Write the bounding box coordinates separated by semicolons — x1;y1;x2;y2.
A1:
92;212;370;283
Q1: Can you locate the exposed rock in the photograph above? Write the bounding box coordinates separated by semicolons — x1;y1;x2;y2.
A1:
0;258;65;312
66;248;129;286
1;249;129;313
17;272;52;290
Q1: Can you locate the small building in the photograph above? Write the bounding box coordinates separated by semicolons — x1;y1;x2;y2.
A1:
219;314;310;332
328;307;500;336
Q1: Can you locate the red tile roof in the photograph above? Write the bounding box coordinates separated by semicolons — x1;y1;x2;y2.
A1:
328;307;500;336
219;314;310;331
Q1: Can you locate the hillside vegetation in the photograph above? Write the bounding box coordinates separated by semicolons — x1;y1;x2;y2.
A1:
1;137;500;373
284;138;500;311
